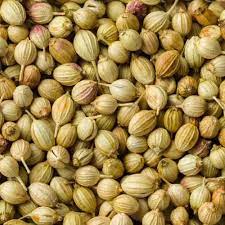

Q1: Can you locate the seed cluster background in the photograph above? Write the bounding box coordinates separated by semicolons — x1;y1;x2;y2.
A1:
0;0;225;225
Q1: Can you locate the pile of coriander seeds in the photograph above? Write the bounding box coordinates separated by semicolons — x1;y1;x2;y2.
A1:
0;0;225;224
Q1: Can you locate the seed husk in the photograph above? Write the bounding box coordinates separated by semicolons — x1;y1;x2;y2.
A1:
112;194;139;215
184;36;204;69
110;213;133;225
180;95;207;118
49;16;73;38
148;128;171;154
142;209;165;225
29;2;64;24
116;12;139;32
2;121;20;141
73;186;97;214
130;55;155;85
190;179;211;214
56;165;75;181
0;76;16;100
10;139;31;173
97;23;119;46
198;202;222;225
178;154;203;176
18;200;38;217
87;216;110;225
50;176;73;204
210;145;225;169
124;153;144;173
0;181;29;205
73;8;97;30
155;50;180;78
72;80;98;105
212;187;225;214
63;211;83;225
1;100;22;121
75;165;104;187
95;130;119;157
170;206;189;225
148;189;170;211
102;158;124;179
56;123;77;148
30;97;51;119
140;29;159;55
29;161;53;184
175;123;199;152
146;85;168;115
14;38;37;82
77;117;98;141
0;155;27;190
49;38;76;64
38;79;64;102
0;200;15;223
121;173;157;198
73;30;100;82
128;110;157;137
29;182;58;208
30;25;50;52
17;114;32;142
167;182;190;207
35;51;55;76
22;206;62;225
177;76;198;98
0;0;26;25
13;85;33;108
97;178;121;201
73;147;93;167
52;92;75;137
126;135;148;154
4;219;29;225
172;10;192;36
27;111;55;151
47;145;70;169
158;158;178;183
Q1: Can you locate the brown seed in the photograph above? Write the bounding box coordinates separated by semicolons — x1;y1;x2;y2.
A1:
155;50;180;78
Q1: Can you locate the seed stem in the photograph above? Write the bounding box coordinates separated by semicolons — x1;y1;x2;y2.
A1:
134;92;145;105
54;123;60;138
16;176;27;191
97;36;111;46
99;174;113;179
98;82;110;87
25;110;36;121
118;103;134;107
19;214;30;220
88;115;102;119
0;25;8;28
158;174;171;186
207;176;225;182
43;47;47;61
0;94;4;104
53;12;65;16
91;61;100;83
167;0;180;15
19;65;25;82
156;108;160;115
213;96;225;110
21;157;30;174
